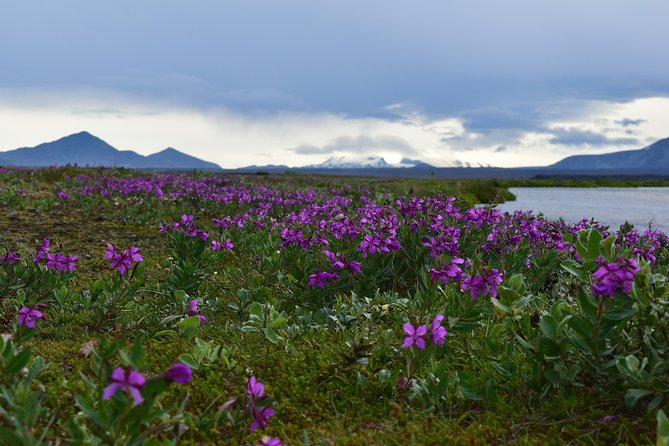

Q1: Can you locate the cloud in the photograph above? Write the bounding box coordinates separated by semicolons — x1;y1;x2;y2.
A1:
546;127;640;147
615;118;646;127
289;134;419;157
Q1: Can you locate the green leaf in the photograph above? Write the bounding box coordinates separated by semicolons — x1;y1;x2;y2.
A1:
539;315;558;340
249;302;263;320
0;427;23;445
625;388;653;407
178;353;198;370
178;316;201;330
263;328;280;344
491;298;510;314
270;316;288;328
460;386;483;401
561;260;585;281
5;347;31;374
153;330;178;339
544;369;563;385
603;306;637;321
657;410;669;446
587;229;602;262
625;355;640;374
538;336;561;357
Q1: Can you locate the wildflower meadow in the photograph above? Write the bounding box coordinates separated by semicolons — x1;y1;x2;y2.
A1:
1;167;668;445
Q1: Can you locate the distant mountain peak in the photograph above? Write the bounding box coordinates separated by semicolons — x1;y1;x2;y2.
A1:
306;154;393;169
550;137;669;170
0;132;221;170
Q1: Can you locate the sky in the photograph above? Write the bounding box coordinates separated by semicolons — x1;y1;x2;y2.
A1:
1;0;668;168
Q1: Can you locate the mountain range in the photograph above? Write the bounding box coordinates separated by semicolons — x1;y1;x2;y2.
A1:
550;137;669;170
1;131;669;174
0;131;221;170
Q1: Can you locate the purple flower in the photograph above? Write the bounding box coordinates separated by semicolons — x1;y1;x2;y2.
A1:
102;367;146;405
258;437;282;446
308;270;339;288
1;251;21;265
163;362;192;385
187;299;206;326
402;323;428;350
33;239;50;264
18;306;46;328
104;244;142;275
592;257;640;297
427;257;466;285
46;253;78;272
348;261;362;274
181;214;194;226
247;375;265;400
249;405;276;433
56;191;69;199
461;268;503;300
431;314;447;345
212;239;234;251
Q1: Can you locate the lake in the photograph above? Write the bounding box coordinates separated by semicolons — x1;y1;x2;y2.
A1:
494;187;669;233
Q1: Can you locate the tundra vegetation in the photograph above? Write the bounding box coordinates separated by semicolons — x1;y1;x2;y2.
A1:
0;166;668;445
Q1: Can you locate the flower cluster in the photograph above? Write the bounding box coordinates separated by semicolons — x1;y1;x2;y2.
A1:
160;214;208;240
323;249;361;274
402;314;447;349
427;257;468;285
308;270;340;288
211;239;234;251
45;253;78;272
460;268;503;300
104;244;143;276
592;257;640;297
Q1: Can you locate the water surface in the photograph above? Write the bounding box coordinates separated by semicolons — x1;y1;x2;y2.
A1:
495;187;669;232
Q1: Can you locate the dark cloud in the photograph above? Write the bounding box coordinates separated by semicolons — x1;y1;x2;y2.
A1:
292;145;332;155
615;118;646;127
1;1;667;116
290;135;419;156
459;104;544;131
495;146;509;153
547;128;640;147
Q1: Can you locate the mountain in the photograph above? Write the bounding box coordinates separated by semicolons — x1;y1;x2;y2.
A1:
550;137;669;170
397;158;434;168
0;131;221;170
307;155;393;169
136;147;220;170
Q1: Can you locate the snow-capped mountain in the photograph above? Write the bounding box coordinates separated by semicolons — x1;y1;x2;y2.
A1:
306;155;393;169
304;154;488;169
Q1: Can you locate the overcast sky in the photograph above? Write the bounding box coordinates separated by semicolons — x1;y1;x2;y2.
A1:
1;0;668;167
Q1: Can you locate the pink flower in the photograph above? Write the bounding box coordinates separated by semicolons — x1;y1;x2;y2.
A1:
163;362;192;385
431;314;447;345
18;306;46;328
402;323;428;350
102;367;146;405
249;405;276;432
247;376;265;400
